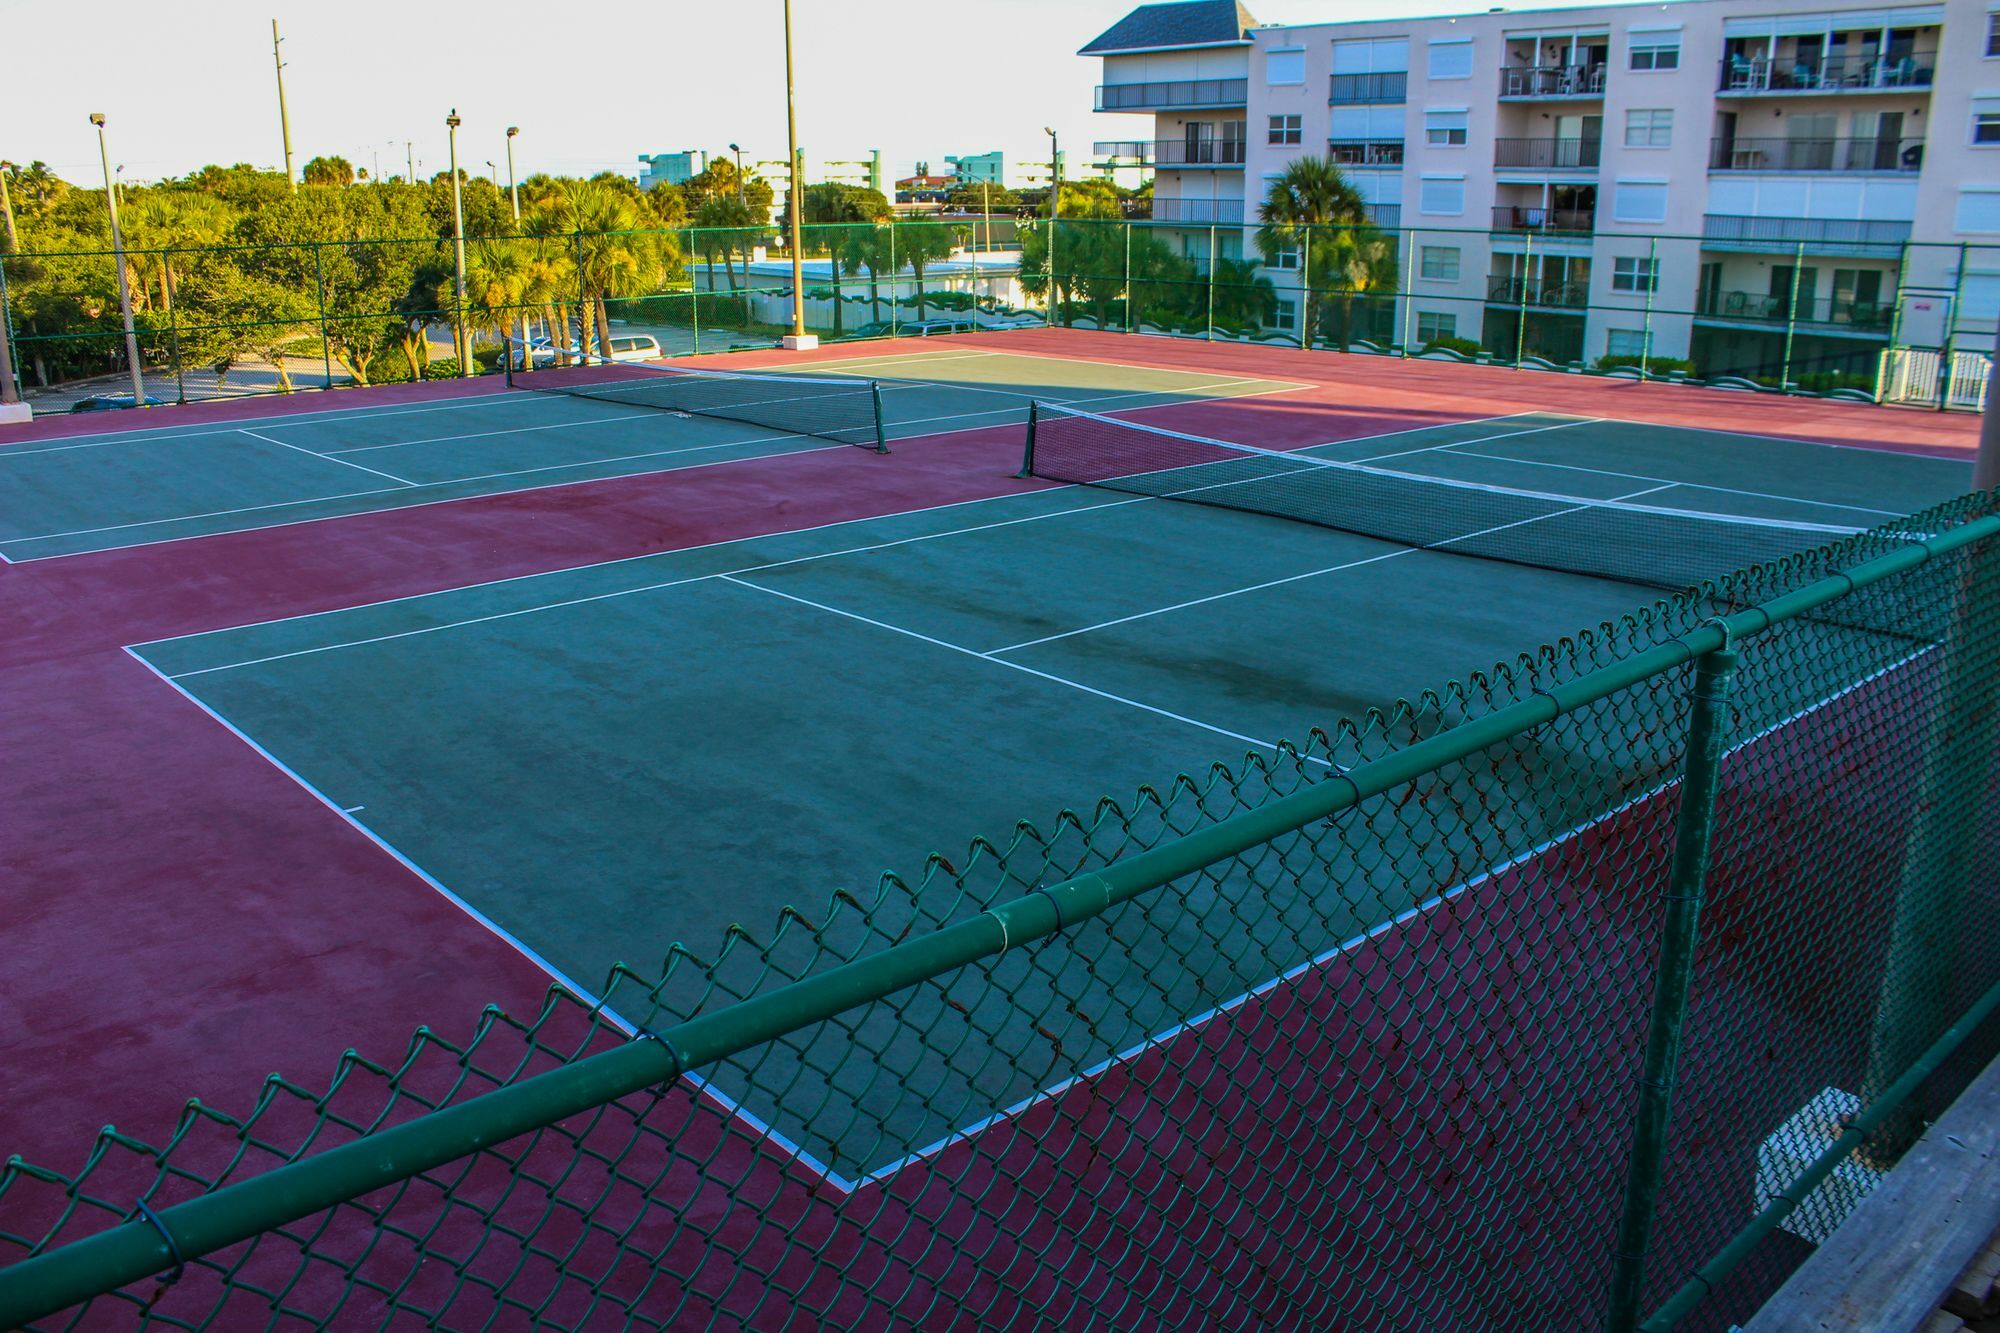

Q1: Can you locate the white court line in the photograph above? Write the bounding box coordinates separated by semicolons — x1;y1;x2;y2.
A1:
989;480;1673;656
241;429;416;487
717;575;1332;766
0;390;524;456
1438;447;1913;518
149;412;1552;675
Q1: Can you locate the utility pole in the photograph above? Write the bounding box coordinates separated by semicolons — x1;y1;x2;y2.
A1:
406;141;415;183
446;109;471;376
730;143;745;204
272;20;296;193
780;0;811;348
1;161;18;252
91;114;146;406
506;126;529;369
1045;127;1061;325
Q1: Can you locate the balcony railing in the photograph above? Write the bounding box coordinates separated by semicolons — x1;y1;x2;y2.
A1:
1491;205;1597;234
1328;140;1405;167
1709;136;1923;172
1694;289;1895;332
1487;276;1590;308
1093;141;1154;162
1493;137;1601;169
1702;214;1912;253
1150;197;1247;225
1152;138;1247;166
1328;71;1408;103
1498;64;1607;98
1095;79;1248;111
1718;50;1937;94
1367;203;1401;228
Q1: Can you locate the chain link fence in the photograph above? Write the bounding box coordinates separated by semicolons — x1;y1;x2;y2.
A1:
0;488;1995;1329
5;216;1995;413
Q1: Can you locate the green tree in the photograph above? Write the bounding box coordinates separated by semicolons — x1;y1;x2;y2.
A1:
692;193;761;323
943;181;1020;214
841;224;895;322
302;156;355;187
530;179;674;359
798;184;891;336
1017;180;1127;326
1255;155;1395;347
894;220;960;320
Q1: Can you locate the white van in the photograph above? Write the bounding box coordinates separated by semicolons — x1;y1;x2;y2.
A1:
606;335;663;363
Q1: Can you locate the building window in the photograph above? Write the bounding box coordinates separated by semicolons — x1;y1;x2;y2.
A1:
1269;114;1303;145
1613;180;1668;223
1624;109;1672;148
1428;39;1474;80
1989;13;2000;56
1275;298;1298;324
1267;49;1305;85
1976;109;2000;146
1612;256;1660;292
1629;38;1680;71
1417;311;1457;343
1425;110;1469;146
1606;328;1648;358
1270;246;1300;270
1419;176;1465;215
1419;245;1461;281
1957;187;2000;232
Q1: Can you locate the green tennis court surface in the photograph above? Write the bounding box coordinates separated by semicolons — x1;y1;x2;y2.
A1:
127;408;1969;1183
0;349;1298;561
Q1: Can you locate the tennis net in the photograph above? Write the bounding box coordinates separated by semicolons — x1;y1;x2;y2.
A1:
1020;402;1868;594
509;360;888;452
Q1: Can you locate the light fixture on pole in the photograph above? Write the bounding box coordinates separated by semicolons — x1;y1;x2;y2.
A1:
272;20;296;193
446;109;472;378
486;160;497;187
91;114;147;406
505;127;521;221
729;143;745;203
780;0;813;349
1045;127;1061;326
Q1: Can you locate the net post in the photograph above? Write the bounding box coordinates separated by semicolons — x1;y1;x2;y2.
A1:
1605;644;1740;1333
504;356;516;390
1018;401;1038;478
870;380;889;453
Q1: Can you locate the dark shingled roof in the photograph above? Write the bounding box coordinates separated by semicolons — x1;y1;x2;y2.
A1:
1077;1;1257;55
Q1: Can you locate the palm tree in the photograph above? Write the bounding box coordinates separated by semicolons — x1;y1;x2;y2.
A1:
843;224;895;322
895;221;960;321
452;239;533;371
800;184;890;336
120;192;230;320
1255;155;1395;348
693;194;758;324
527;180;669;362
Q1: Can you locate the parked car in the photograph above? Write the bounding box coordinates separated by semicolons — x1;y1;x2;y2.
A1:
69;393;170;412
606;335;662;363
505;338;562;370
836;321;896;341
894;319;977;338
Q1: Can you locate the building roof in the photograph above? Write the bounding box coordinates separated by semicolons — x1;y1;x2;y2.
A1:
1077;0;1257;55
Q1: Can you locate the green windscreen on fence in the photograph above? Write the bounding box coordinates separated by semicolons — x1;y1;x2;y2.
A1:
0;489;1996;1331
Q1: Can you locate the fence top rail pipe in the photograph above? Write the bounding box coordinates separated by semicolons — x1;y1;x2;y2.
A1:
2;498;1994;1331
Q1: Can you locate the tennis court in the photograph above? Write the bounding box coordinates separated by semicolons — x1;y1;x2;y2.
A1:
0;349;1300;561
123;385;1972;1184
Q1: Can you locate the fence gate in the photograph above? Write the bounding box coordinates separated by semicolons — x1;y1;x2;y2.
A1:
1876;346;1992;411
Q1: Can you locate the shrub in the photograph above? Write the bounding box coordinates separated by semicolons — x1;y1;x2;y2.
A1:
423;357;462;380
1596;354;1695;377
1421;335;1485;359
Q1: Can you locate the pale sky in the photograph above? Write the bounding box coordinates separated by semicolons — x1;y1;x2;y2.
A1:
1;0;1630;188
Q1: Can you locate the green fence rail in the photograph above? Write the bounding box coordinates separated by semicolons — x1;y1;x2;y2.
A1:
1;481;1996;1328
5;216;1996;412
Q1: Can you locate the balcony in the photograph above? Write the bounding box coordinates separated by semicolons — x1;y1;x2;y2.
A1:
1328;140;1405;167
1488;276;1590;308
1150;197;1247;226
1709;137;1923;172
1718;50;1937;94
1492;205;1596;234
1498;64;1607;98
1093;141;1154;162
1494;137;1600;170
1095;79;1248;111
1152;138;1247;167
1367;203;1401;228
1694;289;1895;333
1702;214;1911;255
1328;71;1407;104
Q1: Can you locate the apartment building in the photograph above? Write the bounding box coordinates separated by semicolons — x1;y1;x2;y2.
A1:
1083;0;2000;377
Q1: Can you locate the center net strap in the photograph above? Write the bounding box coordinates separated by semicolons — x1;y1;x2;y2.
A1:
1023;402;1867;595
510;360;887;451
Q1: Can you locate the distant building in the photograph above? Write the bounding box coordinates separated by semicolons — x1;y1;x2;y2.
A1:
946;152;1006;184
636;150;708;191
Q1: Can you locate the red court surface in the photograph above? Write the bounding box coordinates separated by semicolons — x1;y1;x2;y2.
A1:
0;328;1981;1278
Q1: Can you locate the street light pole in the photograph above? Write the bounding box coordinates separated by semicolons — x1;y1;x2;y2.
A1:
446;110;471;377
505;127;521;221
272;20;296;194
91;114;147;406
780;0;811;347
406;141;415;184
0;161;18;252
1045;127;1061;326
729;143;745;204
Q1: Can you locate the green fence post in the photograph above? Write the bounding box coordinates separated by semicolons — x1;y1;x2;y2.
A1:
312;241;334;389
1605;646;1740;1333
1941;243;1969;410
1206;223;1217;340
1124;220;1133;333
1640;236;1657;378
1017;400;1038;477
689;229;701;355
164;252;186;405
1515;232;1533;368
575;227;588;363
1300;224;1312;348
1397;227;1412;354
889;221;898;337
1780;241;1804;392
